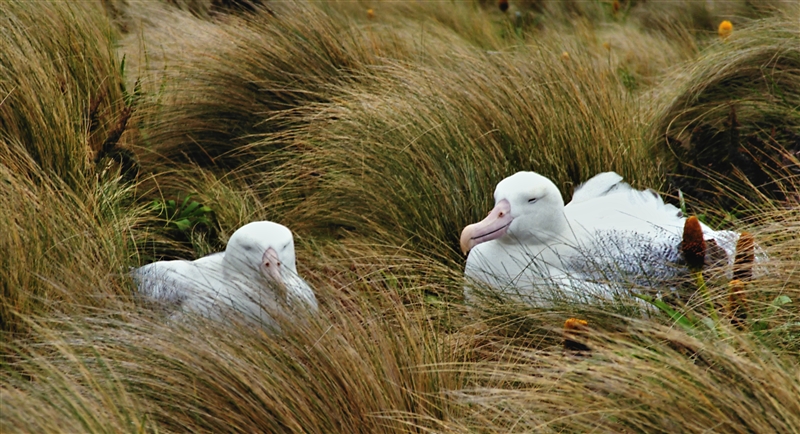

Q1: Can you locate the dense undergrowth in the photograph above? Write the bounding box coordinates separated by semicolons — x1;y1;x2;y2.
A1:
1;0;799;432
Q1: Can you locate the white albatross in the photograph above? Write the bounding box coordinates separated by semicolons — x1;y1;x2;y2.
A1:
460;171;742;302
134;221;317;327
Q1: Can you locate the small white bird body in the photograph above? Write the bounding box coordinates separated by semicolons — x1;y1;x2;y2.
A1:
460;171;740;302
134;221;317;327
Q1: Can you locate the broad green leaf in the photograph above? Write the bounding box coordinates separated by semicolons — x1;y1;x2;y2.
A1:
772;295;792;307
182;201;201;216
173;219;191;231
180;194;194;210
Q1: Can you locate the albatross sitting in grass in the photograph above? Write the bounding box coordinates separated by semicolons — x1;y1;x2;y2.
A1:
460;171;741;302
134;221;317;327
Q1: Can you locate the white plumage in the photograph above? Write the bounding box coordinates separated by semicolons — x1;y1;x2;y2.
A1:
134;221;317;327
460;171;742;302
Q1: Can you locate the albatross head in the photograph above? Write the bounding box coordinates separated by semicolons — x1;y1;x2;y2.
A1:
223;221;300;288
460;171;566;254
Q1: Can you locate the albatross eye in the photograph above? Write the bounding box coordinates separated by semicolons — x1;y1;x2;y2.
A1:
528;197;537;203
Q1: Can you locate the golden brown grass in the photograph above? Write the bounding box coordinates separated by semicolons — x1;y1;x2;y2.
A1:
1;0;799;432
651;10;800;211
0;0;130;187
439;321;800;433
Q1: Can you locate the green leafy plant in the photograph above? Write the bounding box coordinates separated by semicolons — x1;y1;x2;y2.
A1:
635;293;698;332
752;295;794;332
150;194;214;232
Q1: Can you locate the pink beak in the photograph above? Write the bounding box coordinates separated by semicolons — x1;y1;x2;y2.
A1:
460;199;513;254
262;247;283;282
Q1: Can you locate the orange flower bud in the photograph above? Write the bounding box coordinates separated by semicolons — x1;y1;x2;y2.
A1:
718;20;733;39
564;318;590;353
564;318;588;330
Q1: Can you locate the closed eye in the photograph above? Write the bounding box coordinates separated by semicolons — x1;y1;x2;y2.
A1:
528;198;537;203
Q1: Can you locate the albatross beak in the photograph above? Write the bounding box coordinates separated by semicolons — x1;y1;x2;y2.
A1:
460;199;513;254
263;247;283;283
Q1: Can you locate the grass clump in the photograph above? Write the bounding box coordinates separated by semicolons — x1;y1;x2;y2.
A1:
653;13;800;211
0;162;147;337
442;321;800;433
0;0;133;189
2;269;467;433
266;35;660;263
131;1;460;171
0;0;150;337
1;0;800;432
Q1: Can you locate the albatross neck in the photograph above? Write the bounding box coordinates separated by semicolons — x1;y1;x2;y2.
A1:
505;202;573;246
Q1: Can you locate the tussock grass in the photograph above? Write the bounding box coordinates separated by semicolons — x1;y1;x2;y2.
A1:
2;0;800;432
0;162;149;337
132;1;494;171
266;38;660;262
0;0;150;337
3;270;798;433
652;12;800;210
441;321;800;433
2;273;468;433
0;318;152;434
0;0;130;188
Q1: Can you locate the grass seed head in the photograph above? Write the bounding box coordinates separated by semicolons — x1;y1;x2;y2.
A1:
733;232;755;281
682;216;706;271
727;279;747;327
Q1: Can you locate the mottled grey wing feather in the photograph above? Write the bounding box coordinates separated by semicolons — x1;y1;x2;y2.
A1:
569;228;685;287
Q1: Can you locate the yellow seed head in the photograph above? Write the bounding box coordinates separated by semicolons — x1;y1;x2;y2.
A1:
564;318;588;330
718;20;733;39
602;42;611;51
561;51;570;61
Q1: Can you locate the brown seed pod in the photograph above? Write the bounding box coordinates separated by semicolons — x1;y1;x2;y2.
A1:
681;216;706;271
733;232;755;281
727;279;747;328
